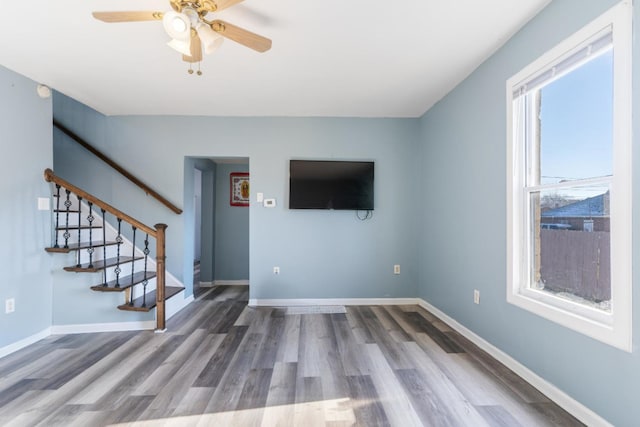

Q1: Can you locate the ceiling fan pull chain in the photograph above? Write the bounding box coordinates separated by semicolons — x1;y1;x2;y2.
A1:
197;62;202;76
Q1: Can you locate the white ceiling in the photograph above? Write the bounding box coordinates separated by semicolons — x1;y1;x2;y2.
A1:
0;0;550;117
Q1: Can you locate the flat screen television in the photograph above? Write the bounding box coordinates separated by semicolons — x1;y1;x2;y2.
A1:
289;160;374;210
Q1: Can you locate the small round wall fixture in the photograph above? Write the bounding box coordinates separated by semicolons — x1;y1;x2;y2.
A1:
37;84;51;99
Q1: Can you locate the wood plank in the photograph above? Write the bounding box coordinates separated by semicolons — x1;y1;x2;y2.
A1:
55;225;102;231
445;332;550;403
193;325;249;387
370;306;413;343
275;313;301;363
0;288;584;427
293;376;325;427
172;387;214;418
364;344;424;427
355;306;414;370
117;286;183;312
401;341;491;426
136;332;225;420
330;312;372;376
45;240;117;253
345;306;376;344
252;310;286;369
230;368;273;426
66;333;160;405
475;405;524;427
63;256;141;272
201;332;263;415
403;311;466;353
261;361;297;427
346;375;390;426
90;270;156;292
88;334;188;411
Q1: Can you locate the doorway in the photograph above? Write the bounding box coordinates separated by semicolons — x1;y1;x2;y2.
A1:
190;157;249;299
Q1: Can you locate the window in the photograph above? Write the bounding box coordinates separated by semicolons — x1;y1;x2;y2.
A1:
506;2;631;351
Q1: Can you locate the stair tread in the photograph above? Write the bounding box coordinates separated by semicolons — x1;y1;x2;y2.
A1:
45;241;118;253
64;256;142;272
91;271;157;292
118;286;184;312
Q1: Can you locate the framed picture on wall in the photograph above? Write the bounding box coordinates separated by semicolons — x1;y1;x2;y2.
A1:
230;172;250;206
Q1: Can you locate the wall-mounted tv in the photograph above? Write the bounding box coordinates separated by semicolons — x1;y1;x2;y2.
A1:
289;160;374;210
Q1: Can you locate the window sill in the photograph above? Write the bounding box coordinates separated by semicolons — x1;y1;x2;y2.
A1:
507;288;630;352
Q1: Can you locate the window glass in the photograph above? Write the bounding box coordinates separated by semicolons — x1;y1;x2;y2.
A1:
529;184;611;312
538;51;613;185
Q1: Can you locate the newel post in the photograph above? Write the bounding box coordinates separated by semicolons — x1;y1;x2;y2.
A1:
155;223;168;331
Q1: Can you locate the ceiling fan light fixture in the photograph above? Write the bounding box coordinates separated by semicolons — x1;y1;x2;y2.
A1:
167;38;192;56
196;23;224;54
162;11;191;41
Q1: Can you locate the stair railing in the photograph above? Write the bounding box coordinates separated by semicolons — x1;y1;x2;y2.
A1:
53;120;182;215
44;168;169;331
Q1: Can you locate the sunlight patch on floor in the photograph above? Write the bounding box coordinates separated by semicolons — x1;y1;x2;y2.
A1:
107;398;358;426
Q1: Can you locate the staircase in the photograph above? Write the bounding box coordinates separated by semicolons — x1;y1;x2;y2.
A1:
43;168;184;330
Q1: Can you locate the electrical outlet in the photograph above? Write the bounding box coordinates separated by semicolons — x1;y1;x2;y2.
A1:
273;266;280;275
394;264;401;275
5;298;15;314
473;290;480;304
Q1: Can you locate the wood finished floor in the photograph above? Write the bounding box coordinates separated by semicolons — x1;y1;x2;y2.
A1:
0;286;583;427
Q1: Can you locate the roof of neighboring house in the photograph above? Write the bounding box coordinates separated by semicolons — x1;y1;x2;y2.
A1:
542;193;608;218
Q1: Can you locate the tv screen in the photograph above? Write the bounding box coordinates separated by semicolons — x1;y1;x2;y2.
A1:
289;160;374;210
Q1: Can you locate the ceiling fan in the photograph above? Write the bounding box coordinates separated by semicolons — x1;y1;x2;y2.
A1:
92;0;272;75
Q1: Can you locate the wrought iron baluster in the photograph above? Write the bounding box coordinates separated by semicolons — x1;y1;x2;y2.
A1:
86;202;94;268
53;184;61;248
114;218;123;288
76;196;82;267
129;227;137;306
142;234;150;308
63;189;71;248
101;209;107;287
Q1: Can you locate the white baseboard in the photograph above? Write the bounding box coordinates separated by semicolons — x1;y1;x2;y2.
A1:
416;299;612;427
214;280;249;286
0;327;52;359
199;281;215;287
248;297;420;307
51;293;193;334
51;321;156;335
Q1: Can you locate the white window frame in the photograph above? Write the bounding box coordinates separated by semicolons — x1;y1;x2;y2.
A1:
506;1;632;351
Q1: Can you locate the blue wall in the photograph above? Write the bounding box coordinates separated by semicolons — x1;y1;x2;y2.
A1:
53;97;421;310
0;66;53;348
215;163;250;281
418;1;638;425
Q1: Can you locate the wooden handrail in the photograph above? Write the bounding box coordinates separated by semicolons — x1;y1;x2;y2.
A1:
52;120;183;215
45;168;157;236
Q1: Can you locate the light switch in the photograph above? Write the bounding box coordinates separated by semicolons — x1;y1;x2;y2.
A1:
256;192;264;203
37;197;50;211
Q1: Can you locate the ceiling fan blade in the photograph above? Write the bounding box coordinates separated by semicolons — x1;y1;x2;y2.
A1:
183;32;203;63
211;20;271;52
212;0;245;12
92;11;163;23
